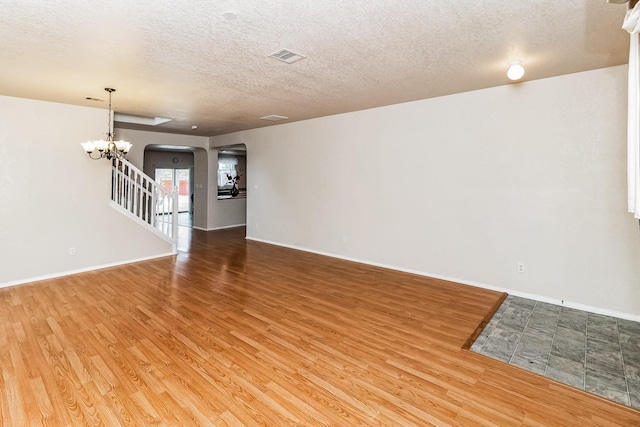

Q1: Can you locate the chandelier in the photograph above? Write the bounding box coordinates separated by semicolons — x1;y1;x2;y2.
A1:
80;88;132;160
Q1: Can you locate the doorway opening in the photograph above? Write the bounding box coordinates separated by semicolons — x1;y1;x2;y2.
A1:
144;147;202;252
155;168;191;212
217;145;247;200
155;167;193;229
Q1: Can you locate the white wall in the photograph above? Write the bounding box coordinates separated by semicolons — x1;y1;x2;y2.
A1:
213;65;640;317
0;96;174;286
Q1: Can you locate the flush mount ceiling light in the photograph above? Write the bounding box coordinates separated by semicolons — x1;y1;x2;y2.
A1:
259;114;289;121
113;113;171;126
507;61;525;81
80;88;132;160
222;11;237;20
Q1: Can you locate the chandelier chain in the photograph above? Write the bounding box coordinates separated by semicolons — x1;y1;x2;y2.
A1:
106;88;114;139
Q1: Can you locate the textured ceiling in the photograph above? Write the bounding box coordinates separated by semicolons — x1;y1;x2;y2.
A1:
0;0;632;136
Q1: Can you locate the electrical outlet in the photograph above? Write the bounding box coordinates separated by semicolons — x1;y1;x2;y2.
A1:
517;262;524;273
69;247;76;256
341;235;348;243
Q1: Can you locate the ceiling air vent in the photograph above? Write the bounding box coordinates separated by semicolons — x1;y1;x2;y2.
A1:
260;115;289;121
268;49;306;64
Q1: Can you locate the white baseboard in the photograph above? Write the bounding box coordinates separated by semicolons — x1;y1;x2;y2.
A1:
0;251;177;290
194;223;246;231
246;236;640;323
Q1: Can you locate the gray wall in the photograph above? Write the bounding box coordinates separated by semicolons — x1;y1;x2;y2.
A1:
143;149;194;177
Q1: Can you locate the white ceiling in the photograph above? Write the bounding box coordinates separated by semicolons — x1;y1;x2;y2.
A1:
0;1;632;136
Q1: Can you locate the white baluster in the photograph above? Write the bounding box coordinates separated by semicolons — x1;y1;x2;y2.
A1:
108;158;177;245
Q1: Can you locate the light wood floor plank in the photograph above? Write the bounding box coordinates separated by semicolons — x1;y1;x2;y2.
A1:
1;226;639;425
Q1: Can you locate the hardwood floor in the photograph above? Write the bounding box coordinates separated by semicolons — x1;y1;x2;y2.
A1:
1;227;639;426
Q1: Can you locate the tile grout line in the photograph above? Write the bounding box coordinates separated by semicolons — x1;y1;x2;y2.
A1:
542;304;561;378
583;312;588;390
507;301;534;365
617;317;632;406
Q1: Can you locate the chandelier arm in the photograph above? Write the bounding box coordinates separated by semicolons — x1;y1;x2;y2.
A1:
88;150;104;160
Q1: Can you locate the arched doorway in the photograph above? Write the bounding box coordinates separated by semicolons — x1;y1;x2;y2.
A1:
144;147;194;227
217;144;246;200
210;144;247;231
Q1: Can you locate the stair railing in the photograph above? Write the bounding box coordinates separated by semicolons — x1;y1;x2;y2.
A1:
111;157;178;246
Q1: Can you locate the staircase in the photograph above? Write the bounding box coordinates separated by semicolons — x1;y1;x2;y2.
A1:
110;157;179;250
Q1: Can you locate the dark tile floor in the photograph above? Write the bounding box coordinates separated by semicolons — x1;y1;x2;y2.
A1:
470;295;640;409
